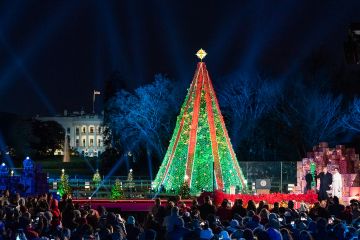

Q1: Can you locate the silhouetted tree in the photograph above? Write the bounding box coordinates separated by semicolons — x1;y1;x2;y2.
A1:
218;74;283;159
343;97;360;133
31;120;65;157
0;113;36;159
106;74;181;163
276;80;345;156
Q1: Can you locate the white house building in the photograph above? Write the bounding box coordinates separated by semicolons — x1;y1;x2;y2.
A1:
36;110;105;157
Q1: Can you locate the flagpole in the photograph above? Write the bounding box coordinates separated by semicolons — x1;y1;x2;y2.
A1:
92;91;95;114
93;90;101;114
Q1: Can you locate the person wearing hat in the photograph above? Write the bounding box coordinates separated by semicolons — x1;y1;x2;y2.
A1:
126;216;141;240
246;215;263;230
266;227;282;240
199;221;214;240
232;214;243;226
231;229;244;240
163;206;184;233
226;219;240;234
166;217;192;240
218;230;231;240
268;218;280;230
268;213;278;222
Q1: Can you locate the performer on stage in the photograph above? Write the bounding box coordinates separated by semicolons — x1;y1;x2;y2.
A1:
305;170;313;193
332;168;342;198
317;167;332;201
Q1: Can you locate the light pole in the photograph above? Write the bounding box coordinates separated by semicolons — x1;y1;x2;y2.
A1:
93;90;101;114
213;161;216;192
280;161;283;193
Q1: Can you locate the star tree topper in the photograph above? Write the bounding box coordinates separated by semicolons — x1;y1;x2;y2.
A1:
196;48;207;61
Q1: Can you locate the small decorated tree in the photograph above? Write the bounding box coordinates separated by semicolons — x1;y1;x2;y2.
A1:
125;169;135;190
93;169;101;187
310;162;316;189
179;182;191;199
111;178;124;200
58;169;71;197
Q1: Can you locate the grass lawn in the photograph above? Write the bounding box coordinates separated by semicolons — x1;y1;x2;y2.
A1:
36;155;100;178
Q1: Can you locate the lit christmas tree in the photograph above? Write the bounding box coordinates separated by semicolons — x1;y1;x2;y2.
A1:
179;181;191;199
125;169;135;190
310;162;316;189
92;169;101;187
111;178;124;200
153;49;247;194
58;169;71;197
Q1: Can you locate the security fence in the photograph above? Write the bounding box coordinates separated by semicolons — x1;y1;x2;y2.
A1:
47;161;297;198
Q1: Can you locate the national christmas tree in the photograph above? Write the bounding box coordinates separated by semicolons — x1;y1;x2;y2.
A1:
153;49;247;194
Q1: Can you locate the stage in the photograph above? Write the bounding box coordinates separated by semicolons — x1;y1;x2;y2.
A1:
71;191;319;213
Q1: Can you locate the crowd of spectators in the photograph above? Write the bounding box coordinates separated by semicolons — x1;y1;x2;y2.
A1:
0;190;359;239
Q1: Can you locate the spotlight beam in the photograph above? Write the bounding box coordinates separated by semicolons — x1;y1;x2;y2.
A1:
154;2;188;81
125;0;145;85
90;154;128;198
277;3;351;81
95;1;127;72
0;35;56;114
0;0;29;37
0;2;82;92
0;132;14;169
208;2;252;72
236;1;298;73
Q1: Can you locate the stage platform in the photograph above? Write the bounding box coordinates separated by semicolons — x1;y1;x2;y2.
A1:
71;191;320;213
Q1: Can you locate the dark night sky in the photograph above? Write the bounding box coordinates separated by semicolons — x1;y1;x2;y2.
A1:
0;0;360;116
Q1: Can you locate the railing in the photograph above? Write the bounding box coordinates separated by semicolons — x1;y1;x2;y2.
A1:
48;177;153;199
47;161;298;198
